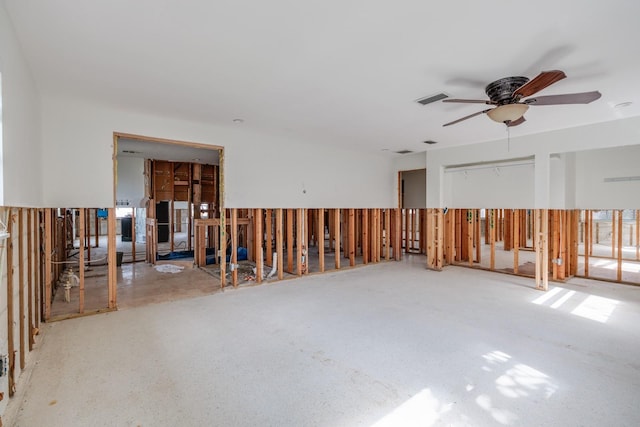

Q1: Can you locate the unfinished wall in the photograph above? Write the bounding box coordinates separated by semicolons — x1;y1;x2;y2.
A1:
41;96;395;209
575;145;640;209
0;4;42;206
427;116;640;209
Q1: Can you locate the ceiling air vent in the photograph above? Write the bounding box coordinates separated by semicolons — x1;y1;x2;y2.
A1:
416;93;449;105
395;150;414;154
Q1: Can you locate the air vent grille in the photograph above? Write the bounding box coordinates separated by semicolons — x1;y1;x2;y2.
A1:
416;93;449;105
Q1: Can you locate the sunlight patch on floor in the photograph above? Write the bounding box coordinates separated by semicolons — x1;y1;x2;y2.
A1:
371;388;452;427
571;295;619;323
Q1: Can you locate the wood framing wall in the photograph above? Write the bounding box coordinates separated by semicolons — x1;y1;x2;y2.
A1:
197;208;403;286
1;207;42;405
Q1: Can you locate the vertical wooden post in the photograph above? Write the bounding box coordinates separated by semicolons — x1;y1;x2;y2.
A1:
444;209;454;265
7;209;15;395
348;209;356;266
467;209;474;266
44;209;52;321
490;209;496;270
170;199;175;252
513;209;520;274
107;208;117;309
27;210;34;351
362;209;369;264
287;209;294;273
558;211;566;281
617;210;623;282
436;209;444;270
611;213;616;259
131;207;136;263
318;209;325;272
334;209;341;270
18;210;26;370
475;209;481;263
536;209;550;291
220;210;227;288
394;208;402;261
265;209;273;267
276;208;284;280
426;209;436;269
636;210;639;260
384;209;391;260
255;208;263;284
94;208;99;248
584;210;590;277
296;208;303;276
79;209;86;314
552;211;560;280
373;209;381;263
231;208;238;287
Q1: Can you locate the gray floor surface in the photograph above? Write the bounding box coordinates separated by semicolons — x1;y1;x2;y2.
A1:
7;257;640;426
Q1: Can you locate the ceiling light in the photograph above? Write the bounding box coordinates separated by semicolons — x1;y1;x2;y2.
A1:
614;101;633;109
232;118;244;123
486;104;529;124
423;140;438;145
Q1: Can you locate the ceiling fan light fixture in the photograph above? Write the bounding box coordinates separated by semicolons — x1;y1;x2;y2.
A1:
487;104;529;124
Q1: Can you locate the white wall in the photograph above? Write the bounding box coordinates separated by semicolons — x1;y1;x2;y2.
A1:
402;169;426;208
427;116;640;208
443;161;534;208
0;4;42;206
116;157;144;207
41;96;396;208
575;145;640;209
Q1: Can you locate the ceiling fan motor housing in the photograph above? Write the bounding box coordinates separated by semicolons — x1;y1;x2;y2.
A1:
485;76;529;104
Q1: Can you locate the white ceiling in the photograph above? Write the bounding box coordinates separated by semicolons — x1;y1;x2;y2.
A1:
117;137;219;164
5;1;640;154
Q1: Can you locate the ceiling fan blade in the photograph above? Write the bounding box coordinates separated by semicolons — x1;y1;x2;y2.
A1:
525;91;602;105
443;98;495;105
513;70;567;98
507;116;526;127
443;109;492;127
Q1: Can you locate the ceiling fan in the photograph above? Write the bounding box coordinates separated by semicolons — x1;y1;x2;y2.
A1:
442;70;601;127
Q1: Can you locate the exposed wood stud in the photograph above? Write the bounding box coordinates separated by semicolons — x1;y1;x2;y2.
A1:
318;209;325;272
255;209;263;284
490;209;496;270
348;209;355;266
265;209;273;267
18;210;26;370
79;209;86;314
231;208;238;287
296;209;303;276
276;209;284;280
107;208;117;309
44;209;52;321
27;210;34;351
617;210;623;282
584;210;590;277
220;215;227;288
467;209;474;266
513;209;520;274
542;209;549;291
362;209;369;264
334;209;341;270
7;209;15;395
385;209;391;260
286;209;294;273
436;209;444;270
394;208;402;261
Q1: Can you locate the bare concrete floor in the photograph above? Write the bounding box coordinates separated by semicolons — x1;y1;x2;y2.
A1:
9;258;640;426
